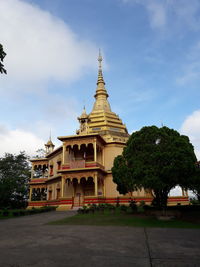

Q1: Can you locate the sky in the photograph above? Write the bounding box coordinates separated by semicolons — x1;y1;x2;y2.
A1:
0;0;200;161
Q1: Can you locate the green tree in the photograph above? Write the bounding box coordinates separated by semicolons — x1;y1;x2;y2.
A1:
0;44;7;74
0;152;31;208
112;126;197;208
189;166;200;202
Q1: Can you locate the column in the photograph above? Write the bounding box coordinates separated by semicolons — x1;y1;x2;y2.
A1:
102;148;105;166
29;187;33;201
94;140;97;162
47;187;49;201
63;144;65;164
94;173;98;196
103;179;106;197
31;165;34;179
61;177;65;198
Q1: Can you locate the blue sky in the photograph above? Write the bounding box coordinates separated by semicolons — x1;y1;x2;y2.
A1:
0;0;200;160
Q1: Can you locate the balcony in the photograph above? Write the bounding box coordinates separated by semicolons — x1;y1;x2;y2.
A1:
61;160;104;171
29;178;48;184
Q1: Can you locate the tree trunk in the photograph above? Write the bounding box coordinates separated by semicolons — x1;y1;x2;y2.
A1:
152;189;169;209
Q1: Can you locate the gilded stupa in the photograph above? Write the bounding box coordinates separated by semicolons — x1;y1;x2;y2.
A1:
78;50;129;143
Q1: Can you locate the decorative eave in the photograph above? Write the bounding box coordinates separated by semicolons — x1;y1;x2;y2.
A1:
58;133;106;145
30;158;48;163
58;167;107;174
45;146;63;158
106;141;128;146
46;175;62;182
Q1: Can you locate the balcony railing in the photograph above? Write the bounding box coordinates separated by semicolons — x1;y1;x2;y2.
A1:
61;160;104;170
29;178;48;184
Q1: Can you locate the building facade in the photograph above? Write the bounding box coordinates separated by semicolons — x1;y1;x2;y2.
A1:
28;53;189;210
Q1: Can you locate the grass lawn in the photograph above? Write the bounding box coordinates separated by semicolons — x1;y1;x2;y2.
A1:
49;210;200;229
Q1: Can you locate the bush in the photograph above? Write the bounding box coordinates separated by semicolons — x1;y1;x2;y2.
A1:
12;211;20;217
129;199;137;213
190;198;200;205
19;210;25;216
137;201;145;213
120;205;128;213
2;210;9;216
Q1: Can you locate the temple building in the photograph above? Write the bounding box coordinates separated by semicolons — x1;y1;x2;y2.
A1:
28;53;189;210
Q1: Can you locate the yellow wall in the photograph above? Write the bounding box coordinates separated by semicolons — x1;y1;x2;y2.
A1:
104;143;124;171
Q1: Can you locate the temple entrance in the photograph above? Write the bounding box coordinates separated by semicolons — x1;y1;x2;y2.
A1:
74;192;83;206
72;177;95;207
73;179;84;207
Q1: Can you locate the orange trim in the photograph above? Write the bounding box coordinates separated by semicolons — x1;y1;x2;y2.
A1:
28;196;189;207
29;178;48;183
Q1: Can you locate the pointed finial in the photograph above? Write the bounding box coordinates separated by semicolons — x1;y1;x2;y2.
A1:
83;105;87;115
49;129;52;141
97;49;105;85
98;49;102;70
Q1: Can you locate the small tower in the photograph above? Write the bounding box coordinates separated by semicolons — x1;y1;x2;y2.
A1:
45;133;55;154
77;106;89;135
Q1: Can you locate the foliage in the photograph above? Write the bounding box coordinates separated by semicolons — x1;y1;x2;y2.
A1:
189;167;200;201
120;205;128;213
34;148;46;158
112;126;198;208
77;203;116;214
112;155;137;194
129;199;137;212
0;152;31;209
190;198;200;205
0;206;56;219
0;44;7;74
137;201;145;213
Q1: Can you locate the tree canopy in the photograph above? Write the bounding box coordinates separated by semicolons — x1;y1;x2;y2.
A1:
112;126;198;208
0;152;31;209
189;164;200;201
0;44;7;74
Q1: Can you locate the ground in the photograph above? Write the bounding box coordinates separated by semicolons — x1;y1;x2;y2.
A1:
0;211;200;267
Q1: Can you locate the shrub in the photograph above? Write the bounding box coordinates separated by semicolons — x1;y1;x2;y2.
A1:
120;205;128;213
2;210;9;216
77;208;83;214
12;211;20;217
190;198;200;205
137;201;145;213
129;199;137;213
19;210;25;216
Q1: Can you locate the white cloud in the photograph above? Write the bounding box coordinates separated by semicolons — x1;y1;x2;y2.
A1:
0;0;98;155
176;41;200;86
0;0;97;89
180;110;200;160
0;125;45;157
145;1;166;29
122;0;200;31
169;186;182;196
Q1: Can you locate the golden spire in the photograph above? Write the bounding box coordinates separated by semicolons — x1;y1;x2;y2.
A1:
92;50;111;112
78;105;88;120
97;49;105;85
